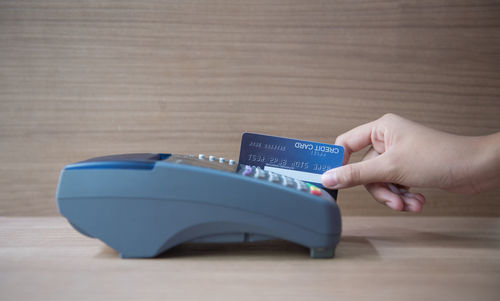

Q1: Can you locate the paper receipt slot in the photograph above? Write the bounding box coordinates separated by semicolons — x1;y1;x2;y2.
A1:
56;153;341;258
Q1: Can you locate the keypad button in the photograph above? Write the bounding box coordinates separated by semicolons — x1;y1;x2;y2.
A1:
296;180;309;191
307;183;322;196
254;168;267;179
198;154;205;160
229;160;236;165
283;177;295;187
219;157;225;163
209;155;216;161
242;165;253;176
269;173;281;183
310;189;322;196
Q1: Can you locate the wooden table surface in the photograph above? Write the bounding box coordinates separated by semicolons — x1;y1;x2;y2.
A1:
1;216;499;300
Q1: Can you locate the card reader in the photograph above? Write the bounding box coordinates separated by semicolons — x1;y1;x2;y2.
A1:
56;153;342;258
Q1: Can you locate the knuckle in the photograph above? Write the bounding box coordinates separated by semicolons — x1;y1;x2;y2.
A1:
380;113;400;122
383;154;402;182
340;164;361;185
335;134;346;146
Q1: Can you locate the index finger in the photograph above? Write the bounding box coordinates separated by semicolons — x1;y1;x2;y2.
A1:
335;120;375;164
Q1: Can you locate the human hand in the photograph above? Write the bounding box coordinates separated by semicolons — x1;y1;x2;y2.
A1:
321;113;500;212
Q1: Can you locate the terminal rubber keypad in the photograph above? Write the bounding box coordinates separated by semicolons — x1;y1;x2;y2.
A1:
239;164;322;196
195;154;322;197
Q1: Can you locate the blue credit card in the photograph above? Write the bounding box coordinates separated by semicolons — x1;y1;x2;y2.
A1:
238;133;344;192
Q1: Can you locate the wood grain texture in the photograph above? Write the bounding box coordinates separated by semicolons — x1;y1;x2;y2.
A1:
0;217;499;300
0;0;499;216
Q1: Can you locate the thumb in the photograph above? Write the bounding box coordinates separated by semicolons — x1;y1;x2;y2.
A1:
321;155;391;189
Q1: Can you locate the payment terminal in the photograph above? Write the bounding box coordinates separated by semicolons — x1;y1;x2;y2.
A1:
56;153;341;258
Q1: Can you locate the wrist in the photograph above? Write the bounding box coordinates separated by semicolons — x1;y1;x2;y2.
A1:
469;133;500;193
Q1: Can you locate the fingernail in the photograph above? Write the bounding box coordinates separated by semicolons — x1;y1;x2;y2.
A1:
385;200;396;210
384;199;404;211
401;196;422;213
405;192;425;204
414;193;425;204
321;170;338;188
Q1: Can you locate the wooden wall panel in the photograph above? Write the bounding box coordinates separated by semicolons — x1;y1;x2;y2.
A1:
0;0;499;216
